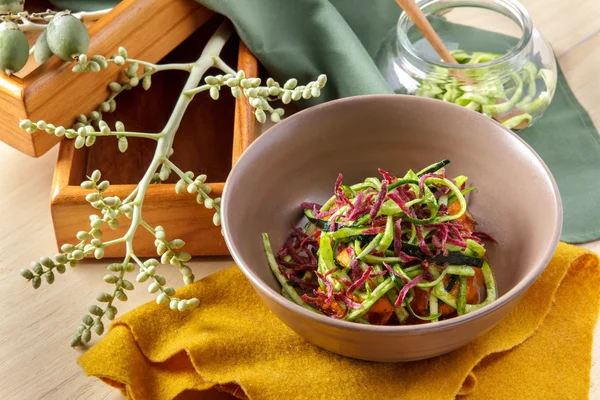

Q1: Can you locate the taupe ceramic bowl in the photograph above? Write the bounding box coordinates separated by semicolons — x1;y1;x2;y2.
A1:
221;95;561;362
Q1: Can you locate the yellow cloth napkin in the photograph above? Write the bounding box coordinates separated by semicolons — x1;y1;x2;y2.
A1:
79;243;600;400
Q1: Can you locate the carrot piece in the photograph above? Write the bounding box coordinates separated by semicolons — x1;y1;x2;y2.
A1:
335;247;352;268
409;288;429;316
466;267;484;304
369;296;394;314
366;296;394;325
447;200;476;232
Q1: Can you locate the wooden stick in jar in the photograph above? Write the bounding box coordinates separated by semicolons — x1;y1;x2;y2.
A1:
395;0;458;64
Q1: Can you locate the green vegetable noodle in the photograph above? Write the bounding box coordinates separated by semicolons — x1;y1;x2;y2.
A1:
415;50;556;130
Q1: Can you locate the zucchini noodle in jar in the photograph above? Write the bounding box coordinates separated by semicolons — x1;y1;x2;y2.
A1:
376;0;557;131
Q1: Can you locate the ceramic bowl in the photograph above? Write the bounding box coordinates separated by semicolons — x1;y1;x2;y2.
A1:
221;95;562;362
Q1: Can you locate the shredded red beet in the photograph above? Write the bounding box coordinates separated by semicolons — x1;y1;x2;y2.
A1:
388;191;414;217
370;179;389;220
314;209;337;219
378;168;394;183
383;262;402;277
300;202;322;211
472;231;497;242
446;235;468;248
432;225;449;256
397;251;422;263
334;173;353;207
393;219;403;256
395;274;424;307
347;247;363;282
418;173;443;194
290;222;309;239
361;227;385;235
414;225;434;257
371;270;388;277
278;261;317;271
334;293;363;309
289;275;319;289
344;192;366;222
329;219;337;232
434;185;451;199
316;268;337;304
339;278;353;287
437;204;448;215
420;260;435;281
346;265;373;296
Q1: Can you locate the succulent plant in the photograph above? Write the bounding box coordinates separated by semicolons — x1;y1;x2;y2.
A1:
33;29;53;64
0;6;109;73
16;15;327;347
0;21;29;74
46;12;89;61
0;0;24;14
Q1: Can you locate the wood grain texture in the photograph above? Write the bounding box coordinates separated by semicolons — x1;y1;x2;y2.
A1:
0;0;598;399
0;0;213;157
50;17;258;257
232;42;259;166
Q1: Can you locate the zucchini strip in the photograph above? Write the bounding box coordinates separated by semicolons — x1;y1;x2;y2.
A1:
445;265;475;276
466;261;497;313
457;276;467;315
346;278;395;321
433;283;457;309
304;209;330;230
376;216;394;251
407;301;442;321
261;233;317;312
424;177;466;222
429;292;439;322
391;263;447;288
356;233;383;260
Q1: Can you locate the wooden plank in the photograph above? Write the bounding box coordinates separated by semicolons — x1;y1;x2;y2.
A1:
52;182;228;257
444;0;600;57
519;0;600;57
232;42;259;166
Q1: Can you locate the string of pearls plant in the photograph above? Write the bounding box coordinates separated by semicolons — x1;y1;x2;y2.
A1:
0;0;111;75
17;17;327;346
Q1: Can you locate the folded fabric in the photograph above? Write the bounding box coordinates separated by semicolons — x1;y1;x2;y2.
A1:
79;242;600;400
195;0;600;243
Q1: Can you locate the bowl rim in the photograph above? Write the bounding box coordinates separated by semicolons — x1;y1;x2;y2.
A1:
222;94;562;334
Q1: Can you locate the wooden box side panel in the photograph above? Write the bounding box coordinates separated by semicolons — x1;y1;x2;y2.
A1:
232;42;259;166
52;184;227;257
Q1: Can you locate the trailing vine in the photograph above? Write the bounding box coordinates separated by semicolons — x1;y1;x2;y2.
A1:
15;6;327;346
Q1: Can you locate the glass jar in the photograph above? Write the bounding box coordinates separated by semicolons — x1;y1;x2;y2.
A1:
376;0;557;131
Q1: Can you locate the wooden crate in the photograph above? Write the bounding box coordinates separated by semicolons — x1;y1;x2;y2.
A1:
50;18;259;257
0;0;213;157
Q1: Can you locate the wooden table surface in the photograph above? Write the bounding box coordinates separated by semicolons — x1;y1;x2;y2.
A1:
1;1;599;399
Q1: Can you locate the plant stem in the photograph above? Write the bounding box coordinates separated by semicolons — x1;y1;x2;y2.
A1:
182;84;211;98
75;8;112;22
126;59;193;72
122;20;234;248
15;8;112;32
213;55;237;75
85;131;164;139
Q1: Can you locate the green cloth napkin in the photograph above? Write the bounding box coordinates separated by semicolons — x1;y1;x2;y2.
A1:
56;0;600;243
198;0;600;244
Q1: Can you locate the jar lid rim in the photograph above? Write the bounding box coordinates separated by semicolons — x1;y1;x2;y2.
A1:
397;0;534;69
